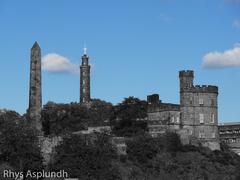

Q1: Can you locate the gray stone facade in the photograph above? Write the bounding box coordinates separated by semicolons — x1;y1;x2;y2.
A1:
147;94;180;137
219;123;240;155
179;70;220;150
27;42;42;132
80;50;91;105
147;70;220;150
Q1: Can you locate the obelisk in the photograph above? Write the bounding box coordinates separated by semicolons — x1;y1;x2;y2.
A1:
28;41;42;132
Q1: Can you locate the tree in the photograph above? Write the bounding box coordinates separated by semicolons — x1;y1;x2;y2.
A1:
88;99;114;127
41;102;89;135
42;100;114;135
0;114;43;180
112;97;148;137
126;135;159;165
50;133;121;180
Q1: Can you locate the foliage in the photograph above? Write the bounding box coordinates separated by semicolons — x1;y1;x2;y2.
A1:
41;102;89;135
165;131;182;156
123;133;240;180
126;132;181;166
0;112;43;179
88;99;114;127
42;100;113;135
50;133;121;180
126;135;159;165
0;109;22;127
112;97;148;137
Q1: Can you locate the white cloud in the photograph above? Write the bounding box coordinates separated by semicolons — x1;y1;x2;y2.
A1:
42;53;79;74
233;20;240;29
202;46;240;68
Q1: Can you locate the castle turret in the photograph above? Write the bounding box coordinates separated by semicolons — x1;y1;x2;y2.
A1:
179;70;194;125
179;70;220;150
28;41;42;132
179;70;194;92
80;47;91;104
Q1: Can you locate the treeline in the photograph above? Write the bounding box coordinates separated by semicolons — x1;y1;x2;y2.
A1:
1;98;240;179
0;111;43;180
41;97;149;136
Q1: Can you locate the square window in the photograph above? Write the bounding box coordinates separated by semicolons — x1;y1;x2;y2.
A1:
211;99;215;106
212;132;215;138
199;114;204;124
211;114;215;123
190;97;193;105
199;131;204;138
176;117;180;123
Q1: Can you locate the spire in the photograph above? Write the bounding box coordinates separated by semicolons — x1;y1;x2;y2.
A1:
31;41;40;50
83;43;87;55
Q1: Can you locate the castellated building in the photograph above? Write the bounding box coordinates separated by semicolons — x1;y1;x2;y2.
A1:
27;42;42;132
26;42;220;151
148;70;220;150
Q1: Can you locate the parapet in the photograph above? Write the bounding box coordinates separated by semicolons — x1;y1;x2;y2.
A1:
193;85;218;94
147;94;160;104
179;70;194;77
159;103;180;111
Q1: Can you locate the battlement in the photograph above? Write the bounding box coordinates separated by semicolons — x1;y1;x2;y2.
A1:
147;94;160;104
148;102;180;112
159;103;180;111
193;85;218;94
179;70;194;77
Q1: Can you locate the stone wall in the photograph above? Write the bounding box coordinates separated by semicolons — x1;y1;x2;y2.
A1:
147;94;181;137
219;123;240;155
179;70;220;150
39;136;62;165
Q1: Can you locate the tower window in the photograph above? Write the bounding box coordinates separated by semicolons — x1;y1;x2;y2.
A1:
199;98;204;105
83;88;86;93
211;99;214;106
83;80;86;85
211;114;215;123
199;131;205;138
176;117;180;123
199;114;204;124
189;129;192;135
171;116;175;123
190;97;193;105
212;132;216;138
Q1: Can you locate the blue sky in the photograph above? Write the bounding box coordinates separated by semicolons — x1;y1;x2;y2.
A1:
0;0;240;122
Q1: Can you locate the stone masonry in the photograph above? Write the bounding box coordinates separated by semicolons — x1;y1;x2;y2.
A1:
27;42;42;132
80;48;91;105
147;70;220;150
219;122;240;155
179;70;220;150
147;94;180;137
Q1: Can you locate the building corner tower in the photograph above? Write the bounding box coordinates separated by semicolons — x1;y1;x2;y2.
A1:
179;70;220;150
80;47;91;105
28;41;42;132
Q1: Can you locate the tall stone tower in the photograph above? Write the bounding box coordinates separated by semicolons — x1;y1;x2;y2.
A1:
179;70;194;125
80;48;91;104
28;41;42;132
179;70;220;150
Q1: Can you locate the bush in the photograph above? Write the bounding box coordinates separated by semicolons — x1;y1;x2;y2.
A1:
126;135;159;165
0;118;43;179
50;133;121;180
